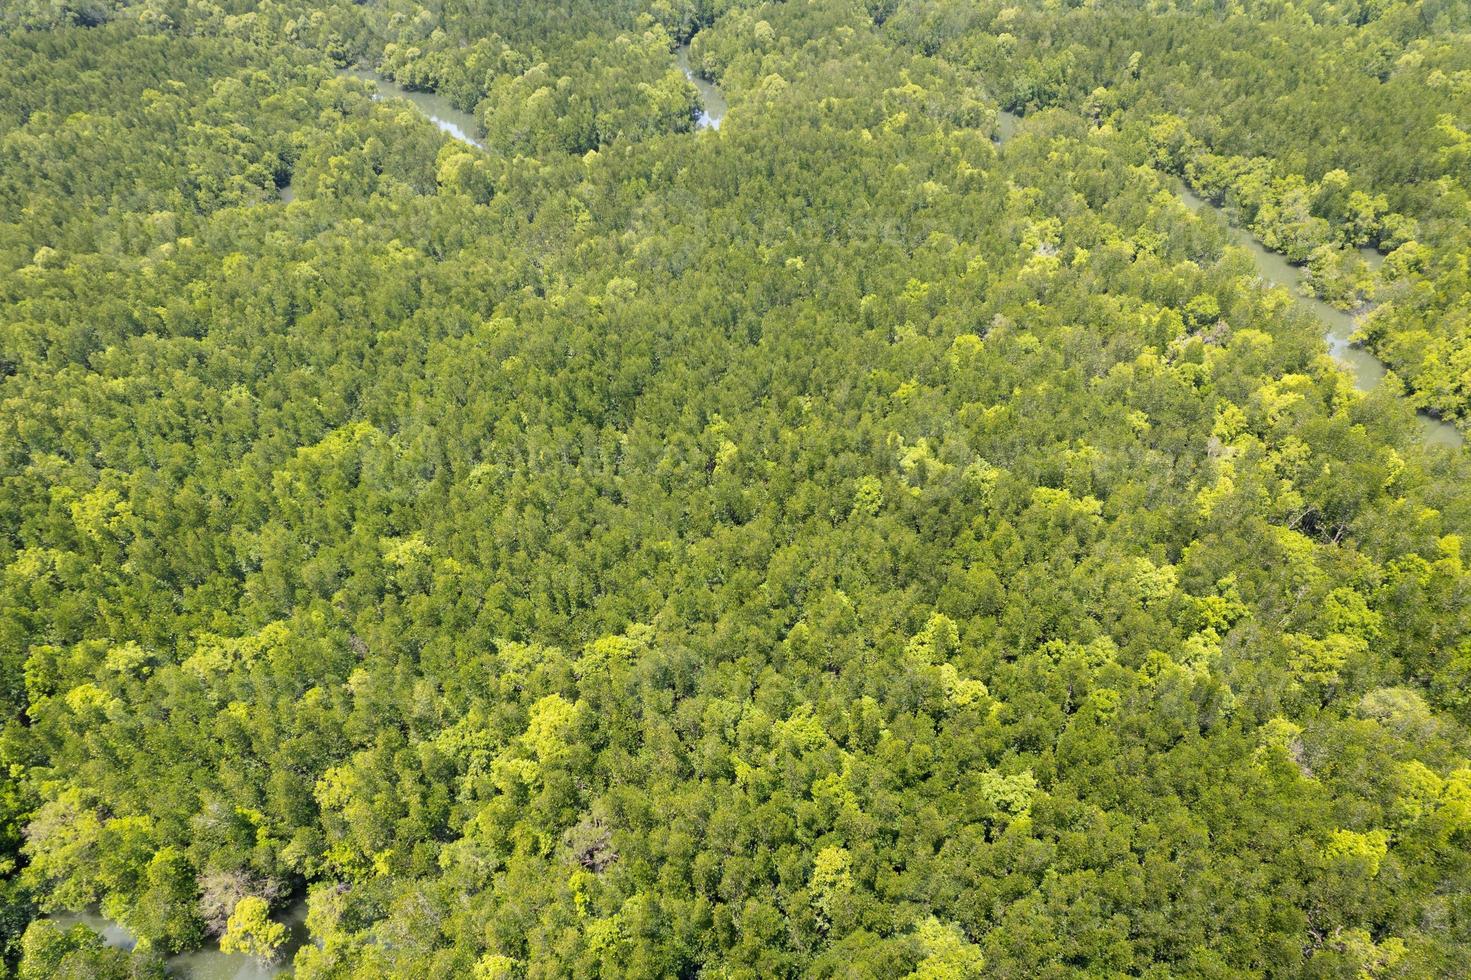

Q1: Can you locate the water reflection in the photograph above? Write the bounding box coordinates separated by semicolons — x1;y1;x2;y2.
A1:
46;900;309;980
675;45;725;129
994;109;1020;145
338;68;483;147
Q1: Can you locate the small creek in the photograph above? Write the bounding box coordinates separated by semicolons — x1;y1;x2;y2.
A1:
676;45;726;129
338;67;483;147
994;110;1461;449
995;109;1020;145
336;46;725;146
276;68;484;203
1174;183;1462;448
46;899;309;979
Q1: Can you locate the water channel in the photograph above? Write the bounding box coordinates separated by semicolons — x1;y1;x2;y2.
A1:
335;45;725;148
1178;184;1461;447
676;44;726;129
47;899;310;979
994;110;1461;448
338;68;484;147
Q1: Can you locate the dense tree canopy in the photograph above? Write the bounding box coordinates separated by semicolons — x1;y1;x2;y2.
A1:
3;0;1471;977
891;0;1471;424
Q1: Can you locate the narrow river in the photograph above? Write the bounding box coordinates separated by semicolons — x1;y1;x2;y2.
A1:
676;45;726;129
338;68;483;146
46;899;309;979
993;110;1462;449
1175;184;1462;448
336;45;725;146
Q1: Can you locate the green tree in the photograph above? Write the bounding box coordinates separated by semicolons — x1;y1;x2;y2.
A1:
219;897;287;962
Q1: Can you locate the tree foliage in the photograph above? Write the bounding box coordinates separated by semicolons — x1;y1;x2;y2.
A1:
3;1;1471;977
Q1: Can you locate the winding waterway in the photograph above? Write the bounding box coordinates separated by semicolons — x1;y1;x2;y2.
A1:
676;44;726;129
337;45;725;147
1174;184;1462;448
994;110;1461;448
338;68;484;147
995;109;1021;145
